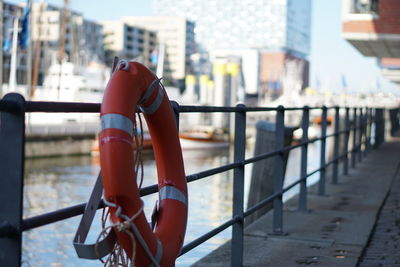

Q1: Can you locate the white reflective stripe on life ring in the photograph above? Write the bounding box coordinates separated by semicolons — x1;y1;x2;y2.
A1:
159;186;187;206
101;113;133;137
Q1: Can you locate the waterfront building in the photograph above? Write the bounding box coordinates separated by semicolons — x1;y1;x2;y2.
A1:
342;0;400;85
153;0;311;99
1;1;105;90
121;16;195;84
100;20;157;69
31;2;104;84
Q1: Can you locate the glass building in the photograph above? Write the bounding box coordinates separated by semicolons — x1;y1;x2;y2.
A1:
153;0;311;58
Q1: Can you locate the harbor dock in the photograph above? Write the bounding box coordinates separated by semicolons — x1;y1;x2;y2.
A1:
193;138;400;266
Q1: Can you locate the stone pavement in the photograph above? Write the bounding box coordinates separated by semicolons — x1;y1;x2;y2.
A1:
192;139;400;267
358;147;400;267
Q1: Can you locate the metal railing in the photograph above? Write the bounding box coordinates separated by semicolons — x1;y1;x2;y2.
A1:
0;92;387;266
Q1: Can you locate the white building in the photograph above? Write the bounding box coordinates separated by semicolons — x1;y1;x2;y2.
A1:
121;16;195;81
31;2;104;67
101;20;157;69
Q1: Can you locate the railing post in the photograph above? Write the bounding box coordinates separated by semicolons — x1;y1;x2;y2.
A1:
0;93;25;266
171;100;180;130
318;106;327;195
299;106;309;211
343;107;350;175
374;108;385;147
332;106;340;184
358;108;363;162
364;108;370;155
352;108;357;168
272;106;285;234
231;104;246;267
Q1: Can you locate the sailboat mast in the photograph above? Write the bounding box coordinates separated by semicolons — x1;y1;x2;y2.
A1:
58;0;68;63
9;16;19;92
0;0;3;94
26;0;32;99
57;0;69;99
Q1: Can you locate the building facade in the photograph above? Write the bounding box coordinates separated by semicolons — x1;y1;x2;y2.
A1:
0;1;105;90
31;2;104;73
101;20;157;69
342;0;400;85
122;16;195;83
153;0;311;98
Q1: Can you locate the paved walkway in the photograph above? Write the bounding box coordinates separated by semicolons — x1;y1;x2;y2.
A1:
193;139;400;267
359;146;400;267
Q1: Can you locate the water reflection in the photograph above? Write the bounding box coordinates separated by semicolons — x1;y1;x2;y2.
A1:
22;149;233;267
22;137;323;266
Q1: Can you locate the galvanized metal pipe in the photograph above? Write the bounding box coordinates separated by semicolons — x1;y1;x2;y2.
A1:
0;94;25;266
332;107;340;184
231;104;246;266
299;106;309;211
318;106;328;195
343;108;350;175
272;106;285;234
352;108;357;168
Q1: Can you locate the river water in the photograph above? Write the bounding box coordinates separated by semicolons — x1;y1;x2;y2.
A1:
22;139;323;266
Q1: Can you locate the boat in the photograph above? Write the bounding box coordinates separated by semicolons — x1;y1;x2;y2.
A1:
179;126;229;150
27;61;110;125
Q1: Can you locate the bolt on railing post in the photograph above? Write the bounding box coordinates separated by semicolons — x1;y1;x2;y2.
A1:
318;106;327;195
299;106;309;211
343;107;350;175
352;108;357;168
358;108;363;162
0;93;25;267
231;104;246;267
272;105;285;234
332;106;340;184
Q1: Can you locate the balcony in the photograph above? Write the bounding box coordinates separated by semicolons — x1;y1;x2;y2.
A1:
342;0;400;58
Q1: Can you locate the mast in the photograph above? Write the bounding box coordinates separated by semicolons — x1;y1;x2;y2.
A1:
31;2;44;98
156;43;165;78
26;0;32;99
57;0;69;99
8;16;19;92
0;0;3;95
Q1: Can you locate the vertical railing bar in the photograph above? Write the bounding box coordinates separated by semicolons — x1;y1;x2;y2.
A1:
358;108;363;162
272;105;285;234
364;107;370;156
343;107;350;175
299;106;309;211
332;106;340;184
231;104;246;267
352;107;357;168
318;106;327;195
0;93;26;266
171;101;180;131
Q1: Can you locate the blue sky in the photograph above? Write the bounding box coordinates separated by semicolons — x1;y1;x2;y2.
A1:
9;0;399;94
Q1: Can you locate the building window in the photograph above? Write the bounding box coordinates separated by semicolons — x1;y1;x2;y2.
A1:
353;0;379;14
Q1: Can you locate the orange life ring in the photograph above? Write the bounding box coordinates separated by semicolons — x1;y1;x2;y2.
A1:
99;60;187;266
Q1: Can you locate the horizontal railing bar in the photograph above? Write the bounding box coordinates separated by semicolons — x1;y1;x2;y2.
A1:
25;101;101;113
0;99;23;113
244;192;281;217
179;216;240;256
22;163;242;230
22;200;104;231
186;162;242;182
